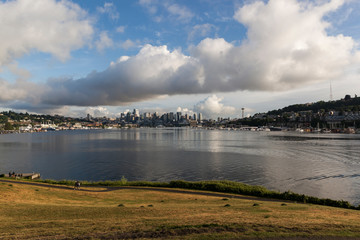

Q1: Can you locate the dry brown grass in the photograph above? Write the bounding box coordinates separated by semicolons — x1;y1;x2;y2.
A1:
0;181;360;239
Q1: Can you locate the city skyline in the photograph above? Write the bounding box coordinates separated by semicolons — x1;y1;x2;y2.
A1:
1;0;360;118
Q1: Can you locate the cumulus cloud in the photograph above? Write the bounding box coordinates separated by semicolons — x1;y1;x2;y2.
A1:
230;0;355;91
95;31;114;52
0;62;44;103
116;26;126;33
40;44;201;106
193;95;236;119
165;3;194;23
84;106;111;117
121;39;137;50
176;107;194;116
1;0;360;113
139;0;193;23
97;2;119;20
0;0;93;65
138;0;158;15
188;24;217;41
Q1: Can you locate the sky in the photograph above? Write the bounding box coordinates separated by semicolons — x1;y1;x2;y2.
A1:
1;0;360;119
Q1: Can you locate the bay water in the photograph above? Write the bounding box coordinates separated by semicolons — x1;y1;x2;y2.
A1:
1;128;360;205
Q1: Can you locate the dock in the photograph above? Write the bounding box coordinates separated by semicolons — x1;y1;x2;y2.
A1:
4;173;41;180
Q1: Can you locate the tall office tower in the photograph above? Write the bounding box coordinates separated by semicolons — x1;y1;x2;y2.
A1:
198;113;202;122
169;112;174;121
126;112;131;122
176;112;182;121
162;114;168;122
143;112;151;119
133;109;139;117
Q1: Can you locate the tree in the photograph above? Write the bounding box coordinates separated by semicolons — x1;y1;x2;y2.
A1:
0;115;8;124
4;122;14;130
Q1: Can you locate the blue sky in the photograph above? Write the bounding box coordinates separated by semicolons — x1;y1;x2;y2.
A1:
1;0;360;118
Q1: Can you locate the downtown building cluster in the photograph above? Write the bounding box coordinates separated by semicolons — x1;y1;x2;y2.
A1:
92;109;205;128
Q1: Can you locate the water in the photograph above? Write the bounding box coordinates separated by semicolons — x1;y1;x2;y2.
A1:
1;128;360;205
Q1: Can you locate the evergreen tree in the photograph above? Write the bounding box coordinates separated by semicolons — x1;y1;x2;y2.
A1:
4;122;14;130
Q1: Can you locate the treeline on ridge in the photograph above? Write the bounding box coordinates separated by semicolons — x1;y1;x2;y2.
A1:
267;95;360;116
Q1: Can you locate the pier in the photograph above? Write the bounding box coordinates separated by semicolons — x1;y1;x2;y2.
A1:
4;173;41;180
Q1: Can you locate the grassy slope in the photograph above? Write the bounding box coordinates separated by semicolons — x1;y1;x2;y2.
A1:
1;181;360;240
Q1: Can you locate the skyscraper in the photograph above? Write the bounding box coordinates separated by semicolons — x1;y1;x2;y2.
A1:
198;113;202;122
176;112;182;121
133;109;139;117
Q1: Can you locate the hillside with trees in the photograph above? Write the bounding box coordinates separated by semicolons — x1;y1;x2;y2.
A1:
267;95;360;115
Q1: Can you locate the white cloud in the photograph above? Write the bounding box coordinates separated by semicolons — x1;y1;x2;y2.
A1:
95;31;114;52
84;106;111;117
231;0;355;91
188;24;217;41
0;62;44;103
193;95;236;119
121;39;136;50
116;26;126;33
0;0;93;65
166;3;194;22
97;2;119;20
176;107;193;115
7;62;31;82
39;44;199;106
138;0;158;15
139;0;193;23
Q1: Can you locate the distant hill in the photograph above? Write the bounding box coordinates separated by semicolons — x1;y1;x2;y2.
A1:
266;95;360;115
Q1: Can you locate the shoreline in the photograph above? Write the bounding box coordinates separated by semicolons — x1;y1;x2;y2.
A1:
1;126;359;135
1;177;357;210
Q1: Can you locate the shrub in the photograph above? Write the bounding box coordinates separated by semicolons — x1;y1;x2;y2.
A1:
120;176;127;185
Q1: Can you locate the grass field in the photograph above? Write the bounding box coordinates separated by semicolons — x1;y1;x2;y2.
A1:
1;180;360;239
